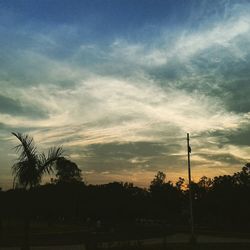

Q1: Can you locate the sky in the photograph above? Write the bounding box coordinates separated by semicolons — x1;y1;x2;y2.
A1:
1;0;250;189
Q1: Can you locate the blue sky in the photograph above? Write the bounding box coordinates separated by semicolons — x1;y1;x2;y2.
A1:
1;0;250;189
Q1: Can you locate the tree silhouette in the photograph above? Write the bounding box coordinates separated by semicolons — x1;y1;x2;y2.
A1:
54;157;82;183
11;132;63;250
12;132;63;189
150;171;166;189
149;171;182;220
2;162;250;244
175;177;185;190
233;163;250;186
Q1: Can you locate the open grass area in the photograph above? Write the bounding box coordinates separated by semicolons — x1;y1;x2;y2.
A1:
1;229;250;250
1;220;250;250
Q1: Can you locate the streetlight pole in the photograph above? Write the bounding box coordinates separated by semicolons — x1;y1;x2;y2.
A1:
187;133;195;243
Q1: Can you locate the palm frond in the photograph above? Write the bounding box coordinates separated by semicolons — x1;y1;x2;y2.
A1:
12;132;38;164
12;132;40;189
11;132;63;189
12;160;41;189
40;146;63;174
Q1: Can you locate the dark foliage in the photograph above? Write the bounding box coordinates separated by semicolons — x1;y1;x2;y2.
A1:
54;157;82;184
1;163;250;232
12;132;63;189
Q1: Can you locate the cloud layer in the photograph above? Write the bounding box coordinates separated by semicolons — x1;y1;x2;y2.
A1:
1;0;250;188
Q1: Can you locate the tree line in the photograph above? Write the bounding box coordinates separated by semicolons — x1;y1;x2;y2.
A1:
1;132;250;232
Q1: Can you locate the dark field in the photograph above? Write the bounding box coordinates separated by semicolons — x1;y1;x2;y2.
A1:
1;221;250;250
2;162;250;249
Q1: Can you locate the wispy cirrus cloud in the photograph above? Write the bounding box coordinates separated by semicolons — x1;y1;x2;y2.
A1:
1;0;250;188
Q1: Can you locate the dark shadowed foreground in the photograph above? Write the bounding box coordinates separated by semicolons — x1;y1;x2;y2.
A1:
1;133;250;249
1;165;250;250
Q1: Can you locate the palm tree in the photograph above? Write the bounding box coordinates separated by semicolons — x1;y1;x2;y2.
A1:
11;132;63;250
12;132;63;189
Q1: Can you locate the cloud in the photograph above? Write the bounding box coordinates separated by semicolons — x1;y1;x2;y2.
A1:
1;0;250;188
0;94;48;119
205;121;250;147
68;141;188;186
197;152;245;165
3;74;241;150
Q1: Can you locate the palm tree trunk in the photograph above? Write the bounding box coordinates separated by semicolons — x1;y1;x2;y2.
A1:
0;217;2;242
21;191;31;250
21;216;30;250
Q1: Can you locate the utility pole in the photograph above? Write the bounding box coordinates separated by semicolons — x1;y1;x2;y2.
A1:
187;133;195;243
